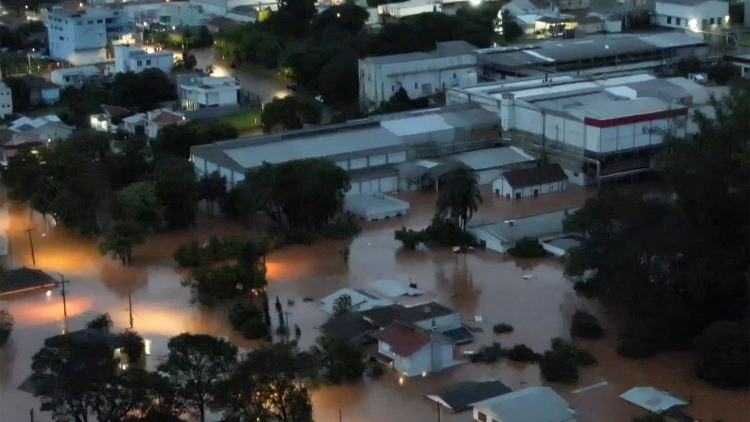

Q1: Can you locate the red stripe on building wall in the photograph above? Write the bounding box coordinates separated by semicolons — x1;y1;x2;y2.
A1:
583;108;688;128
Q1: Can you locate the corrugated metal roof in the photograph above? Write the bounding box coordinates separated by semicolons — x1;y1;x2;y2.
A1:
448;147;534;171
472;387;575;422
381;114;454;137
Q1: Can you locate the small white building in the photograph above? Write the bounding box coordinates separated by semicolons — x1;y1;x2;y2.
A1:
121;108;186;138
378;0;441;18
0;82;13;118
502;0;559;17
468;208;579;253
359;41;478;111
447;147;536;185
178;76;239;110
0;115;75;163
89;105;133;133
112;45;174;75
493;163;568;199
654;0;728;31
125;2;210;28
50;66;102;87
471;387;578;422
47;8;135;65
372;323;463;377
725;53;750;78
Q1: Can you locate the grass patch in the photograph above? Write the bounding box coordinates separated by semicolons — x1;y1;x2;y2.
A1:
219;108;262;133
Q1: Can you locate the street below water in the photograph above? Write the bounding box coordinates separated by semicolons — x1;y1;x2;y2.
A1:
0;187;747;422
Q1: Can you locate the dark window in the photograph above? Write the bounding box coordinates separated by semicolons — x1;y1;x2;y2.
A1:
675;17;681;25
709;18;714;24
666;16;672;24
414;82;418;89
452;72;456;78
146;59;151;65
477;412;488;422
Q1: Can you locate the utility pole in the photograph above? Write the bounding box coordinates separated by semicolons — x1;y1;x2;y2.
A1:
128;288;134;329
23;228;36;266
58;273;68;318
437;401;442;422
339;409;342;422
29;409;33;422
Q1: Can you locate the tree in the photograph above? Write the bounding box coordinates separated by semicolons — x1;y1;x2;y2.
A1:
86;313;114;332
119;330;146;364
31;335;118;422
539;338;580;383
197;171;227;215
436;167;483;234
158;333;238;422
332;294;352;316
312;335;365;384
4;76;31;112
216;343;317;422
154;159;198;230
113;181;164;232
249;159;350;232
707;61;741;84
261;95;322;133
693;320;750;388
0;309;13;346
183;263;267;305
277;0;317;37
99;221;146;266
229;303;270;340
110;69;176;111
564;84;749;360
155;121;238;158
500;10;523;43
316;48;360;105
311;3;369;39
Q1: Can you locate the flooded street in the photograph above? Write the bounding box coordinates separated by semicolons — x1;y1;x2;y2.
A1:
0;186;747;422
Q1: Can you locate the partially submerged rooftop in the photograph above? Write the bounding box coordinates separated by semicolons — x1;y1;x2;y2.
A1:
471;386;576;422
426;380;512;413
468;208;580;245
0;268;58;296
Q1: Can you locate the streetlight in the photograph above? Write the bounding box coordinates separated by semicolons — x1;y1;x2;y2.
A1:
27;48;34;74
23;227;36;266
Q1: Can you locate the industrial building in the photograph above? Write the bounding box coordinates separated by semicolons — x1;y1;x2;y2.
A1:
358;41;478;111
47;8;135;65
447;72;728;184
475;32;708;79
189;104;500;193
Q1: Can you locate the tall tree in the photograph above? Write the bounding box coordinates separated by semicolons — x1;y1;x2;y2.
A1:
197;171;227;215
154;159;198;230
311;335;365;384
0;309;13;346
436;166;483;233
500;9;523;43
112;181;164;232
261;96;322;133
99;221;145;266
158;333;238;422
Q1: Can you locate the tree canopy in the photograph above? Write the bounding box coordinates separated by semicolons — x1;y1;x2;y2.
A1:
436;167;483;233
154;121;239;158
563;84;749;387
261;95;322;133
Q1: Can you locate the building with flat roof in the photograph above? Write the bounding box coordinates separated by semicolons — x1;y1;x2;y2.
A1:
475;32;708;79
111;45;174;74
654;0;728;31
471;387;577;422
47;8;135;65
189;104;501;194
468;208;579;253
447;72;727;184
50;65;102;87
359;41;479;111
178;75;239;110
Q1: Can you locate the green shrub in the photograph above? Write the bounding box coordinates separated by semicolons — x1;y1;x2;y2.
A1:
0;309;13;346
539;338;580;383
572;280;601;298
174;237;248;268
693;321;750;388
229;303;269;340
505;344;539;362
617;338;658;359
322;215;362;240
86;313;113;331
493;323;514;334
471;342;504;364
508;237;547;258
394;227;427;250
575;349;597;366
424;217;475;247
570;311;605;339
174;241;211;267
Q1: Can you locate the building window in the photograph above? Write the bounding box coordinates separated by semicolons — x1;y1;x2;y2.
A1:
709;18;714;24
391;85;394;93
88;20;93;24
666;16;672;24
414;82;418;89
97;19;103;23
137;60;142;66
477;411;488;422
675;17;681;25
452;72;456;78
146;60;151;65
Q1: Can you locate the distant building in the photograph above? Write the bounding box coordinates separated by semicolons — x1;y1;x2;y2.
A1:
47;8;135;65
724;53;750;78
502;0;559;17
0;82;12;118
124;2;210;28
372;323;463;377
468;208;579;253
493;163;568;199
188;0;277;16
178;75;240;110
426;380;513;414
358;41;478;111
111;45;174;75
446;147;536;185
0;268;59;296
20;75;61;106
121;108;186;138
90;104;134;132
471;387;578;422
50;65;102;87
654;0;728;31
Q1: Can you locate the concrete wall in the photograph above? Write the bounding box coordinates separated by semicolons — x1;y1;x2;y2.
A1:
0;83;12;118
655;0;728;29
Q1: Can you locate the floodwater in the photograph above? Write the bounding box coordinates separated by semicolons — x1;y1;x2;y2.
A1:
0;186;748;422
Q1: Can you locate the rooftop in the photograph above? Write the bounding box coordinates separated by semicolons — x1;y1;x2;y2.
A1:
371;323;432;357
472;387;575;422
51;66;101;76
9;115;67;133
427;380;512;413
0;268;58;296
469;208;579;245
500;164;567;189
362;41;477;65
448;147;535;171
320;312;375;345
20;75;60;91
361;302;455;328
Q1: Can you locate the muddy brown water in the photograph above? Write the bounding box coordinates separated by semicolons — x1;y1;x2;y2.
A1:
0;186;747;422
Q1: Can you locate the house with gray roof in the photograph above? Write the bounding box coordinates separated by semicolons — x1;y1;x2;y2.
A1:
468;208;579;253
471;387;577;422
493;163;568;199
426;380;513;413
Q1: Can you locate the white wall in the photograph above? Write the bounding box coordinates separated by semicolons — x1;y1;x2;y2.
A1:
0;83;13;118
492;178;567;198
655;0;728;30
48;10;133;65
115;46;174;74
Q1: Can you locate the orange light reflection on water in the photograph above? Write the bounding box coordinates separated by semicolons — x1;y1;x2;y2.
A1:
10;297;95;326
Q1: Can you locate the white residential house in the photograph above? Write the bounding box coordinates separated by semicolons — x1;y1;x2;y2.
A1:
89;105;133;132
20;75;61;106
47;8;135;65
493;164;568;199
372;323;463;377
0;82;13;118
654;0;729;31
359;41;478;111
471;387;578;422
51;66;102;87
0;115;75;163
178;76;240;110
121;108;186;138
111;45;174;75
501;0;559;17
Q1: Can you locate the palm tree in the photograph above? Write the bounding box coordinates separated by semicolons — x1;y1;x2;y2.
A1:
436;167;483;233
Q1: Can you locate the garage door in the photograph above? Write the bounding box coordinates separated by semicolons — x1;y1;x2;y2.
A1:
379;176;397;193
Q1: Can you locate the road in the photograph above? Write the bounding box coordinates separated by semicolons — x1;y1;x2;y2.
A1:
189;47;291;103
